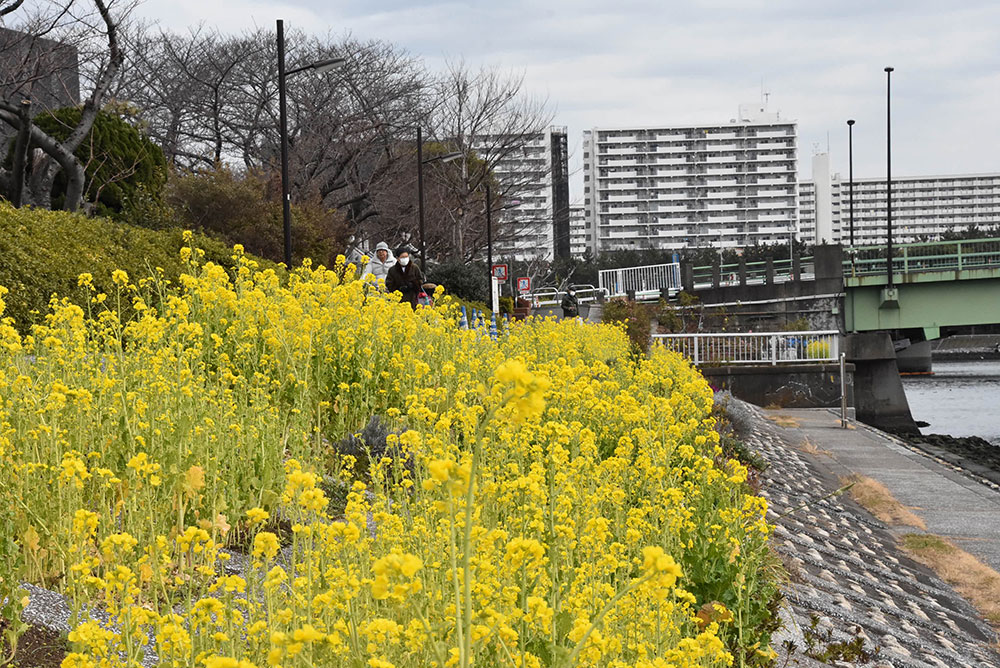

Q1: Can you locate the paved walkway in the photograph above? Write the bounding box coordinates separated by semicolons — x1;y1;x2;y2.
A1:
721;398;1000;667
780;408;1000;572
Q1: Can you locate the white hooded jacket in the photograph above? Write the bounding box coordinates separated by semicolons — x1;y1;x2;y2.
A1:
363;242;396;281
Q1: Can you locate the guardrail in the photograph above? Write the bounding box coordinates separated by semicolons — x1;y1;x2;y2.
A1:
844;237;1000;277
691;256;815;288
653;330;840;365
528;285;605;307
599;263;681;300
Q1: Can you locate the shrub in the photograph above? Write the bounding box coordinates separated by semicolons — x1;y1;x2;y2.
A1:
602;296;653;355
0;203;262;329
166;166;351;265
25;107;168;216
427;260;490;304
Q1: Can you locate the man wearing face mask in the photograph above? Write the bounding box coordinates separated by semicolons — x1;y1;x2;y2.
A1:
384;246;425;309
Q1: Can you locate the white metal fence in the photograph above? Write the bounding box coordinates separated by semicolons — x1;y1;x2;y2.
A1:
652;330;841;365
599;263;681;300
528;285;605;307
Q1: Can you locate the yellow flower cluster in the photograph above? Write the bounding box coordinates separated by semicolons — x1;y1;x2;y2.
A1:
0;242;779;668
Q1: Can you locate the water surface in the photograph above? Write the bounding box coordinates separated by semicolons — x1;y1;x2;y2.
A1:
901;360;1000;444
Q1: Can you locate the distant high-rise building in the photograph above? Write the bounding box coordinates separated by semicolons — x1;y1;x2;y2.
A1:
801;153;1000;245
475;126;570;262
0;27;81;145
568;205;590;258
582;105;798;255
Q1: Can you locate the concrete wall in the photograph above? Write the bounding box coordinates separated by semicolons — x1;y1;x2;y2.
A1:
701;363;853;409
845;332;918;434
683;245;846;332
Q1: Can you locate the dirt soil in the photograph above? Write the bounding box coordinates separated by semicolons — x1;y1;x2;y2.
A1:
1;623;67;668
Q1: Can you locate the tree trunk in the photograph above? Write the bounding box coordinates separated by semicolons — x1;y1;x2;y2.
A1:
9;99;31;207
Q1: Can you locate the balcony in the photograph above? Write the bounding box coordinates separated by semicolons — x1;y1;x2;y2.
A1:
706;167;738;175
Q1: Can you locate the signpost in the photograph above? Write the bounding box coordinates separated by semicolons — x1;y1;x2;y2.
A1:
491;264;508;281
517;277;531;294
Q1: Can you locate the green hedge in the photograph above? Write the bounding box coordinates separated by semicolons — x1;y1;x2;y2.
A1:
0;204;264;329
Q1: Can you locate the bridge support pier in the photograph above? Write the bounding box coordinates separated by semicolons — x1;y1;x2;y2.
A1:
846;332;918;434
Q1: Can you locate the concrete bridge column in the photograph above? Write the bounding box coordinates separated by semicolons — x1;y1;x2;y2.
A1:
846;331;918;434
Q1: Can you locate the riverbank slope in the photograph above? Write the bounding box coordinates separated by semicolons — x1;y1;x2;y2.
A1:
721;397;1000;666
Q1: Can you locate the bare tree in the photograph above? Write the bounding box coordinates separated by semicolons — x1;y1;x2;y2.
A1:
115;26;432;239
425;60;551;262
0;0;130;210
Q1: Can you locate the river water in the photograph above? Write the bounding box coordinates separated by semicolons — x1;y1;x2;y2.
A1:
901;360;1000;445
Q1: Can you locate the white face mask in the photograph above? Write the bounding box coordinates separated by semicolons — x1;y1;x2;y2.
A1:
399;257;410;266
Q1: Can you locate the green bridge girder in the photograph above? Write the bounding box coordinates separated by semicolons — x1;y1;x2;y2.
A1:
845;268;1000;334
844;237;1000;334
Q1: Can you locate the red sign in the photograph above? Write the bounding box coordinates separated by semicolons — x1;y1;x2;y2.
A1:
491;264;508;281
517;276;531;293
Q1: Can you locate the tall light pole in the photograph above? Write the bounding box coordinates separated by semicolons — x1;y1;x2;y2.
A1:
414;131;461;271
416;126;426;272
485;183;493;280
884;66;894;288
277;19;346;267
847;119;855;247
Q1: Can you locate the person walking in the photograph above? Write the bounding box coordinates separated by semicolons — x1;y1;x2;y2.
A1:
561;287;580;319
384;246;425;309
363;242;395;282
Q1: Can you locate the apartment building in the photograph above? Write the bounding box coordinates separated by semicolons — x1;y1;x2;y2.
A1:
568;205;591;257
475;126;571;262
801;153;1000;245
582;105;798;255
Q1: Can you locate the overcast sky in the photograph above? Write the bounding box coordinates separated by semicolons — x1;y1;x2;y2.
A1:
137;0;1000;199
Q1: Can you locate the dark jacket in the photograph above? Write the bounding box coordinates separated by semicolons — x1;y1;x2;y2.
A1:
385;261;425;308
561;292;579;317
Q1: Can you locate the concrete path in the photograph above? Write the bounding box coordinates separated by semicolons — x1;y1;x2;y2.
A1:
777;408;1000;573
721;397;1000;666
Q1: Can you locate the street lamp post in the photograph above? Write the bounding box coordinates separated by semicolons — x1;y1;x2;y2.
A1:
407;126;461;271
277;18;346;267
847;119;855;247
884;66;894;288
416;126;426;272
486;183;493;281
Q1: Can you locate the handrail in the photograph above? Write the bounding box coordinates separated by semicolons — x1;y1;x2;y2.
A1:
654;330;840;365
844;237;1000;277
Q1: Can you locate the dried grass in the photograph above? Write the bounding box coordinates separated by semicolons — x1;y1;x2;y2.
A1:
901;533;1000;631
841;474;927;530
797;438;831;457
765;413;800;428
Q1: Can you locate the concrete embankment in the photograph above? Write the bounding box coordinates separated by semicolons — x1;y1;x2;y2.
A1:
721;396;1000;666
931;335;1000;361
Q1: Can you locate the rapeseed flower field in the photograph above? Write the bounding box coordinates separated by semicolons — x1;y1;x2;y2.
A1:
0;236;780;667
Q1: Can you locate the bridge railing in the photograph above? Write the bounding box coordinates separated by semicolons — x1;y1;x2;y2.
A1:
653;330;840;365
599;263;681;300
691;256;815;288
845;237;1000;276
